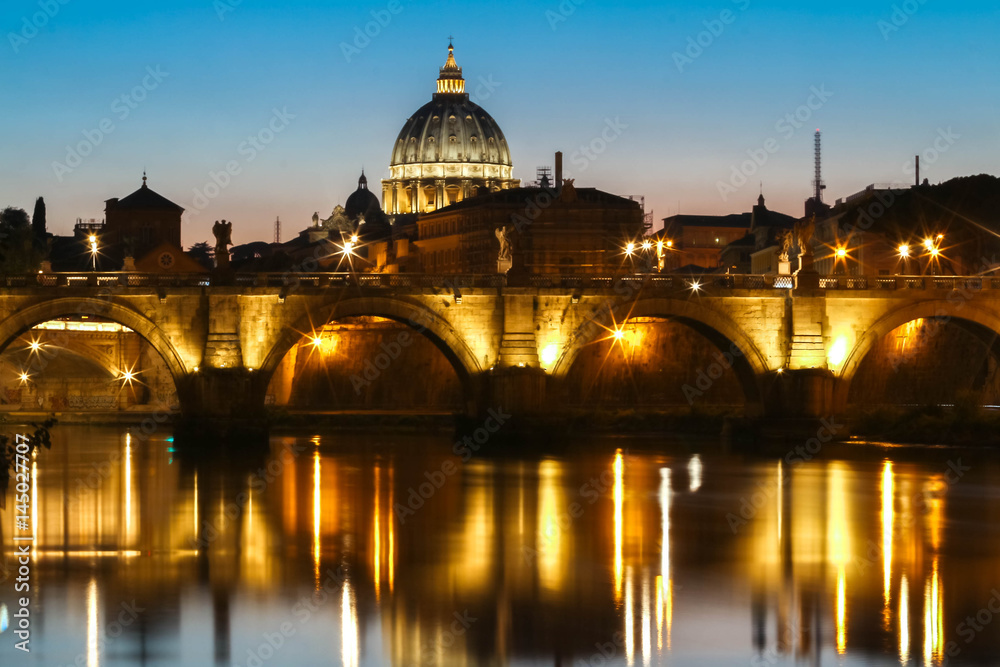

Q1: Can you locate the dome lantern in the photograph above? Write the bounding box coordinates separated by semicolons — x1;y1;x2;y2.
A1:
435;41;466;97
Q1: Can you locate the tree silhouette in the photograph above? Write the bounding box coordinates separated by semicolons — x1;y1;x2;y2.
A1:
31;196;47;248
0;207;45;274
187;241;214;271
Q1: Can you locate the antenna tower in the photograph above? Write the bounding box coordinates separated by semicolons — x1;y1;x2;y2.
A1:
274;217;281;244
813;130;826;202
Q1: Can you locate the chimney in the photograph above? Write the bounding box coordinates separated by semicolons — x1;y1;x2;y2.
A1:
555;151;563;194
915;155;920;187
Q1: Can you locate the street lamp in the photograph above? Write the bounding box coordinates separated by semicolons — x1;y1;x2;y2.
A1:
88;234;99;270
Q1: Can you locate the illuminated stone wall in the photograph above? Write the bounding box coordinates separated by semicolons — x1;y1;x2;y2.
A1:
267;318;463;410
560;318;745;407
0;328;177;411
848;319;1000;405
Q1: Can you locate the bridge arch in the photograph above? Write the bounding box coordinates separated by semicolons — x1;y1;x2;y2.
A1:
0;297;190;384
259;296;484;412
551;296;772;410
837;299;1000;405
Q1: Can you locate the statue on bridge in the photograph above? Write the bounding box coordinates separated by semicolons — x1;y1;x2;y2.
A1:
212;220;233;270
778;229;794;262
495;225;513;262
795;216;815;257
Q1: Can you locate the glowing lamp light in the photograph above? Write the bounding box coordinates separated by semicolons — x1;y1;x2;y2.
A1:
776;368;784;375
350;235;359;243
642;240;652;251
690;280;701;292
923;238;934;250
18;371;30;384
656;240;664;251
828;335;848;368
613;329;626;341
121;370;135;383
28;340;42;353
625;243;635;257
311;336;323;347
930;247;940;257
666;240;673;248
898;244;910;258
540;344;559;368
836;247;847;258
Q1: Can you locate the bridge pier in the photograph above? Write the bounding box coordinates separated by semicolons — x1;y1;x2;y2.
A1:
175;368;269;443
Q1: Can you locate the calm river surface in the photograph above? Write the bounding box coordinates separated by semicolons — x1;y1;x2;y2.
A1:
2;425;1000;666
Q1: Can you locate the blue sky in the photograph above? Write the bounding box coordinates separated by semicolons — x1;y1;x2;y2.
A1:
1;0;997;246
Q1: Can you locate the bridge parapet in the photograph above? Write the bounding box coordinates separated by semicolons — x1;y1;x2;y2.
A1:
9;272;999;294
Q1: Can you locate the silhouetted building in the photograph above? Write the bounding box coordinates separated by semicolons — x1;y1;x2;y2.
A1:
661;195;797;271
409;182;643;274
103;174;183;259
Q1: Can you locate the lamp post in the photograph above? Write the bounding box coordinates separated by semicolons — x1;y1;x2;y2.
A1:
88;234;99;270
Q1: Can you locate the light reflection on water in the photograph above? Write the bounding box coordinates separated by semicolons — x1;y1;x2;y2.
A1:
1;426;1000;666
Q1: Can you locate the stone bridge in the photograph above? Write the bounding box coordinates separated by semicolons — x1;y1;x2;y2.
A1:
1;271;997;428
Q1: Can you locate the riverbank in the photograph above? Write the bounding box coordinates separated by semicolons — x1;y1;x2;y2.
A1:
5;405;1000;446
847;404;1000;446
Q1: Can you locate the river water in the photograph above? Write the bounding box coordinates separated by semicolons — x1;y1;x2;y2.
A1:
2;425;1000;666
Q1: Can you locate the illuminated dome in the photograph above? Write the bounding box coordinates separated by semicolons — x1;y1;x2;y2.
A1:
382;43;519;214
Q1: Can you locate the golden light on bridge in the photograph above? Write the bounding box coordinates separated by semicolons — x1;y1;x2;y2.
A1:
18;370;31;385
689;280;701;292
540;343;559;369
828;335;848;368
836;246;848;258
898;244;910;258
625;242;635;257
613;328;626;342
642;240;652;251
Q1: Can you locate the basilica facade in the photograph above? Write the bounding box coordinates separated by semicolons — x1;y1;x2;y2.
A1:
381;43;519;215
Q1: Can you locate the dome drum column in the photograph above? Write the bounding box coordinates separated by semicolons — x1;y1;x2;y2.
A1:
434;179;446;209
